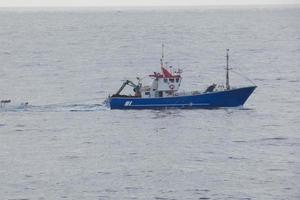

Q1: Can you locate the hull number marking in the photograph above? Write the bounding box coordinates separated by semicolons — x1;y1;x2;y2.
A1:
124;101;133;106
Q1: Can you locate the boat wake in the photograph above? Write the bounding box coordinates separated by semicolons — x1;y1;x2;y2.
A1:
0;101;109;113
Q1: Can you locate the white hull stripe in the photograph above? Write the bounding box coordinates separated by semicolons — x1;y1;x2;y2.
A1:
127;103;210;107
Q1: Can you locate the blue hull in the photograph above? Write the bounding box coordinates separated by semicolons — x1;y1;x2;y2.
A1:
108;86;256;109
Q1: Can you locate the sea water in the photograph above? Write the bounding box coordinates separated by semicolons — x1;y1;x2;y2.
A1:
0;6;299;199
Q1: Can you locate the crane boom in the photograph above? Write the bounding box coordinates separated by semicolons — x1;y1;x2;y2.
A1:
113;80;141;97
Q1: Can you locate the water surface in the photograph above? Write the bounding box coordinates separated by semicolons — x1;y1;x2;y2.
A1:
0;6;299;200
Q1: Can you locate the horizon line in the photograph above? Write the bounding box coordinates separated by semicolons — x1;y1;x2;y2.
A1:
0;3;299;8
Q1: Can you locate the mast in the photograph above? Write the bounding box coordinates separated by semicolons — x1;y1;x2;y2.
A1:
160;43;164;68
226;49;230;90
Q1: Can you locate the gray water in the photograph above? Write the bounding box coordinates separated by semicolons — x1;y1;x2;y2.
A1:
0;6;300;200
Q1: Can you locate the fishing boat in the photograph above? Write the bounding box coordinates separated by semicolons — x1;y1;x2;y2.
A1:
106;46;256;109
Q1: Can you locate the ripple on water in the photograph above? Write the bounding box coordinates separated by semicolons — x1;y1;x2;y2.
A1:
186;189;210;195
267;168;285;172
232;140;247;143
124;173;136;177
82;141;93;144
64;155;80;160
228;156;247;160
261;137;288;141
194;159;204;162
288;79;300;83
24;174;33;178
104;189;117;193
8;199;30;200
125;186;141;191
16;124;25;127
97;195;110;200
97;171;111;175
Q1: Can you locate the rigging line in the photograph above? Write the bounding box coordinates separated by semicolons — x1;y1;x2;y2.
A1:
227;54;256;86
231;69;256;86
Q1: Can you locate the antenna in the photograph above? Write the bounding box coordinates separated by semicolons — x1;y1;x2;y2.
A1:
226;49;230;90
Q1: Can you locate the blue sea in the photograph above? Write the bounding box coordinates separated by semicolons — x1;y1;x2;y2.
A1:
0;5;299;200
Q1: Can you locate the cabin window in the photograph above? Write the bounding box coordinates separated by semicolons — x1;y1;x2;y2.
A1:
176;78;179;82
145;92;150;95
158;91;163;97
164;78;168;83
169;78;174;83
